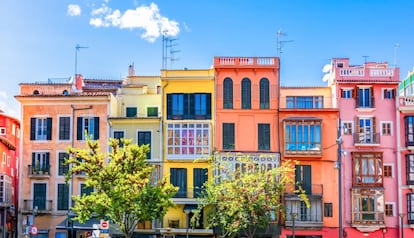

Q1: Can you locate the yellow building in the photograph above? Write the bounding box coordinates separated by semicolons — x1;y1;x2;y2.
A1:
15;75;121;238
161;68;215;237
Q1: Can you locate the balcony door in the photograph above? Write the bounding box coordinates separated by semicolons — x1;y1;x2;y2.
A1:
33;183;46;210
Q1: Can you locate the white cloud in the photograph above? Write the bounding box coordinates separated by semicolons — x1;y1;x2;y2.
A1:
0;91;19;119
67;4;81;16
89;3;179;42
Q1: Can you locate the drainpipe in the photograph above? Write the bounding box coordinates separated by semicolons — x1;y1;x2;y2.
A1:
396;96;403;233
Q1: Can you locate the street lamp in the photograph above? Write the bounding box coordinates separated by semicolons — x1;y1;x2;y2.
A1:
291;212;297;238
399;213;405;238
68;105;93;238
184;209;190;238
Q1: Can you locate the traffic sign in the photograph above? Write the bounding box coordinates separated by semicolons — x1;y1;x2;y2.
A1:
30;226;38;235
100;220;109;230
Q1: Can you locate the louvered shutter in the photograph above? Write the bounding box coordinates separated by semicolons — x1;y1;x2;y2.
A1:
30;118;36;140
46;117;52;140
94;117;99;140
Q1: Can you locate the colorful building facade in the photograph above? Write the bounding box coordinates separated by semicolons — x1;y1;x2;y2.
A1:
329;58;400;238
161;68;215;237
15;75;121;238
0;110;20;238
279;86;339;238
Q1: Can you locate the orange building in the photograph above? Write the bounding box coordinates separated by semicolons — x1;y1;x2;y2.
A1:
214;56;281;236
0;110;20;238
15;75;121;238
279;86;339;238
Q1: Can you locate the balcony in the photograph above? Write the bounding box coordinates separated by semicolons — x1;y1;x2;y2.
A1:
284;143;321;156
353;132;380;146
336;67;399;83
214;57;279;69
172;189;206;203
22;199;53;214
28;165;51;178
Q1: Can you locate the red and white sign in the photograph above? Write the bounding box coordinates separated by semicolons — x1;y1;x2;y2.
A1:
30;226;38;235
100;220;109;230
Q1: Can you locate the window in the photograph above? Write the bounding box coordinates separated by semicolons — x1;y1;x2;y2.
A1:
342;122;353;135
241;78;251;109
58;152;69;176
57;184;69;210
353;152;383;186
295;165;311;194
147;107;158;117
77;117;99;140
223;78;233;109
260;78;269;109
381;122;392;136
113;131;125;148
33;183;47;210
166;123;210;158
222;123;235;150
170;168;187;198
356;87;373;108
167;93;212;120
405;116;414;146
138;131;151;159
0;127;5;135
408;193;414;224
126;107;137;117
356;117;377;144
324;203;333;217
342;88;353;98
286;96;323;109
81;183;94;196
383;88;395;99
406;154;414;185
258;123;270;150
385;203;394;216
30;117;52;140
284;119;321;153
58;116;70;140
383;165;392;178
193;168;208;198
352;189;384;224
32;152;50;172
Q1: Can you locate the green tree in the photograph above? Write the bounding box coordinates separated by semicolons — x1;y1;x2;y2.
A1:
192;155;308;238
65;138;178;238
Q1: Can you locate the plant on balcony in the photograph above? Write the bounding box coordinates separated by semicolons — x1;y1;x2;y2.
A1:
191;155;309;238
65;138;178;238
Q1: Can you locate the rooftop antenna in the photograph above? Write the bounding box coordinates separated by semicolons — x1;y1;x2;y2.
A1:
362;55;369;64
162;30;168;69
162;31;180;69
75;44;88;77
168;38;180;68
394;43;400;67
276;30;293;57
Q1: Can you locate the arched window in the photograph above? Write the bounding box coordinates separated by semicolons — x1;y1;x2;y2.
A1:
33;90;39;95
223;78;233;109
63;90;69;95
241;78;251;109
260;78;270;109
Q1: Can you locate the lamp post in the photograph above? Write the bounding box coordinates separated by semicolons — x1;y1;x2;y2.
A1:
184;209;190;238
336;118;343;238
291;212;297;238
399;213;405;238
68;105;93;238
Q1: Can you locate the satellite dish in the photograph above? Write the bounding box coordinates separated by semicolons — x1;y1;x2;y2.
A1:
322;74;331;82
322;64;331;73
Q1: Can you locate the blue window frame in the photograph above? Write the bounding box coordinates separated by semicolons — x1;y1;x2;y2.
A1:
167;93;211;120
285;119;321;152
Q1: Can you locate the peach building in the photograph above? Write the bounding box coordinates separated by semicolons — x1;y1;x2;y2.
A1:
15;75;121;238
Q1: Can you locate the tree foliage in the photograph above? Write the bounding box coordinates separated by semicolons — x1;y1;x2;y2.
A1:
65;138;178;238
192;155;308;238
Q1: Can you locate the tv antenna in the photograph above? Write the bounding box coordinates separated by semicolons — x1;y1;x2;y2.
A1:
75;44;88;77
162;30;180;69
362;55;369;64
276;30;293;57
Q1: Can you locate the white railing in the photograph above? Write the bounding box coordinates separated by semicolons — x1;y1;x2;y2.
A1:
369;69;394;77
339;68;364;76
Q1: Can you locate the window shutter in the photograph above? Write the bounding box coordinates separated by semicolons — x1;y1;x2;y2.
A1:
373;117;377;135
94;117;99;140
167;94;172;119
32;153;35;166
303;165;312;194
188;94;195;119
354;87;359;99
46;152;50;166
206;93;212;119
355;117;360;140
193;168;208;198
77;117;83;140
46;117;52;140
30;118;36;140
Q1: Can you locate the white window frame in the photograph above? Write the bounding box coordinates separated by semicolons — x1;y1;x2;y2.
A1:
35;117;48;140
342;88;353;99
80;115;96;140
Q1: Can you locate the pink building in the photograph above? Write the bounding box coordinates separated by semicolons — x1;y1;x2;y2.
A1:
0;110;20;238
329;58;400;237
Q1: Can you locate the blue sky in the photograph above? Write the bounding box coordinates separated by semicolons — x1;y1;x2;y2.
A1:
2;0;414;118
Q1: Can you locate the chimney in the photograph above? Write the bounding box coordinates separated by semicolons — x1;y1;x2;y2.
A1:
75;74;84;91
128;63;135;76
